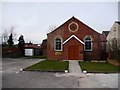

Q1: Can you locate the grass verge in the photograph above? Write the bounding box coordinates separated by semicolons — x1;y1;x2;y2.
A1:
23;59;69;72
79;61;119;73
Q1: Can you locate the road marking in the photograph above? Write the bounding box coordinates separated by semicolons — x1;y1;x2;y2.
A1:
0;71;5;73
55;73;71;77
16;71;19;73
2;70;21;74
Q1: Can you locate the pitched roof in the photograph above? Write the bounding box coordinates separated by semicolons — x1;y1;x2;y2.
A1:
25;44;41;49
115;21;120;25
102;31;110;37
47;16;100;35
117;22;120;25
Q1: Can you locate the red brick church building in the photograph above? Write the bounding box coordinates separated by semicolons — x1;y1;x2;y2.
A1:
47;16;102;60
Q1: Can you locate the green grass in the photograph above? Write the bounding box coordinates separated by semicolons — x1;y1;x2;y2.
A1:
30;56;47;59
79;61;119;73
23;59;69;71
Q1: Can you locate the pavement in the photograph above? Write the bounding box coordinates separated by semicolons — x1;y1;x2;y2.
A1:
56;60;119;88
2;58;119;88
2;58;44;73
68;60;83;76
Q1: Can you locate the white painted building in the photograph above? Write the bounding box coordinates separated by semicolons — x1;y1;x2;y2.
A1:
107;21;120;50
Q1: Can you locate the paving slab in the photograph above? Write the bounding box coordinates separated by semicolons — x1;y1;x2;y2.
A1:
78;73;118;88
68;60;84;76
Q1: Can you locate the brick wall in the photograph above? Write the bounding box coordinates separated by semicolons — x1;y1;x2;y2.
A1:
2;47;22;57
47;17;101;60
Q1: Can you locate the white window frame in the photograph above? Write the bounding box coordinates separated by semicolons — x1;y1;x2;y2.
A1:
54;37;63;51
84;36;92;51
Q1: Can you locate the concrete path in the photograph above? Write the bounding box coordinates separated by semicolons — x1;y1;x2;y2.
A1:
68;60;83;76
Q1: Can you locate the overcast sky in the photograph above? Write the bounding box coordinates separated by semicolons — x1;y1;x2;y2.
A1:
1;1;119;44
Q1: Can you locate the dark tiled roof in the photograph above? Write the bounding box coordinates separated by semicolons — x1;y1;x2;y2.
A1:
116;21;120;25
103;31;110;37
25;44;41;48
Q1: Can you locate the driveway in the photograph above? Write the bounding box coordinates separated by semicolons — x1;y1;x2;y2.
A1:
2;58;79;88
2;58;44;73
2;58;119;89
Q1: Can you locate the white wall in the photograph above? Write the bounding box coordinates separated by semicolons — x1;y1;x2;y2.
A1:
107;22;120;50
107;22;119;41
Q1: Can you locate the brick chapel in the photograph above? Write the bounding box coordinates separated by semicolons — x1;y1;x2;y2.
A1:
46;16;104;60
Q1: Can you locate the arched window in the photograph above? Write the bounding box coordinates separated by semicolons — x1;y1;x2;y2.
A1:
84;36;92;51
54;37;62;51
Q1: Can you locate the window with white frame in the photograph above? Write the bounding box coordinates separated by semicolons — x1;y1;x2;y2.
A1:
55;37;62;51
84;36;92;51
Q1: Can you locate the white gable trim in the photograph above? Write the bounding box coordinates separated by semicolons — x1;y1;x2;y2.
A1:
63;35;84;45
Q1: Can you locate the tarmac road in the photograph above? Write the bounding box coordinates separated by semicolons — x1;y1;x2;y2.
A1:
1;58;119;89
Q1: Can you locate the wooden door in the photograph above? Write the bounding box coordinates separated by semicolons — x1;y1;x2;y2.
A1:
68;46;78;60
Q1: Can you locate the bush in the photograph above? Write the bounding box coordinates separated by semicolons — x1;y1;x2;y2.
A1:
109;50;120;61
114;50;120;61
2;47;22;58
84;53;92;61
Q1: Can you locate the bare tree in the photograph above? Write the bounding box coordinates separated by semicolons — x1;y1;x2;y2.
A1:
2;26;17;46
9;26;17;42
47;25;57;33
2;29;8;45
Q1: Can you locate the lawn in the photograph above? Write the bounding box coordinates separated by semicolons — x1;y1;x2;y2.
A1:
79;61;119;73
23;59;69;72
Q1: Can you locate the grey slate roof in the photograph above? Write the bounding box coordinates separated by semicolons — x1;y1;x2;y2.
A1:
115;21;120;25
103;31;110;37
